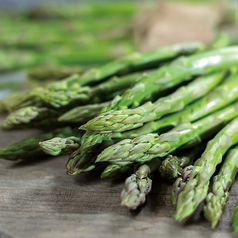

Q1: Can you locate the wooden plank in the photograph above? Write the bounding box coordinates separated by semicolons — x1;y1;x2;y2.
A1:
0;113;237;237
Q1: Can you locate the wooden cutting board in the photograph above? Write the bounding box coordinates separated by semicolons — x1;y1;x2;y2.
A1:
0;113;237;238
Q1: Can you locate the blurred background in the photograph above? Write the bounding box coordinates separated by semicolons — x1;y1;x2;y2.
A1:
0;0;237;98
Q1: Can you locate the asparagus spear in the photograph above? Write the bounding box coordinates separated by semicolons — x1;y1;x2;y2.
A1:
1;42;226;113
1;74;82;111
40;72;142;109
66;151;97;175
87;46;238;114
132;71;238;137
121;158;161;210
4;41;203;111
0;127;80;161
203;145;238;228
66;132;114;175
39;136;81;156
77;41;204;87
96;101;238;165
79;46;238;158
171;166;194;208
26;65;89;82
2;100;113;130
101;164;133;179
1;72;141;112
174;117;238;222
2;106;61;130
66;135;120;175
81;71;226;133
3;41;198;96
60;41;203;120
159;143;206;182
68;72;238;174
58;101;109;124
232;202;238;232
23;85;92;109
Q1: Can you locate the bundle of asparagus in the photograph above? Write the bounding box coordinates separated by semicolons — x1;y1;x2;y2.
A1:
2;38;238;232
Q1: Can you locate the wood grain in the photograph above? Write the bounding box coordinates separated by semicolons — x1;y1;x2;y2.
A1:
0;113;237;238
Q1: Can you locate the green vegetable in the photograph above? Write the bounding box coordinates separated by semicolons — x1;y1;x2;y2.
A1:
77;41;204;88
66;151;97;175
96;101;238;165
174;117;238;222
203;145;238;228
69;72;238;174
0;127;79;161
58;102;109;124
78;46;238;170
121;158;161;210
159;143;206;182
81;71;226;133
101;164;133;179
2;106;61;130
39;136;81;156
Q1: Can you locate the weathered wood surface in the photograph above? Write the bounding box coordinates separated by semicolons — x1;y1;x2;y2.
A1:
0;113;237;238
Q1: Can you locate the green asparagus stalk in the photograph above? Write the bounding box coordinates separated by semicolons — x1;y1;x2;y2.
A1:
159;143;206;182
232;202;238;232
92;45;238;113
26;65;89;82
2;99;112;130
76;41;204;87
96;101;238;165
10;41;199;98
0;91;30;113
1;72;141;112
70;46;238;175
121;158;161;210
66;132;115;175
51;43;204;122
131;71;238;137
159;155;191;182
174;117;238;222
58;101;109;124
0;86;46;113
81;71;226;133
0;127;80;161
79;46;238;158
171;165;194;208
66;151;97;175
68;72;238;174
2;106;61;130
1;42;226;113
24;85;92;109
203;145;238;228
66;135;121;175
40;72;143;109
39;136;81;156
101;164;133;179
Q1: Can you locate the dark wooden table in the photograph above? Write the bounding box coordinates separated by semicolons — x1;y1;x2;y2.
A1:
0;113;237;238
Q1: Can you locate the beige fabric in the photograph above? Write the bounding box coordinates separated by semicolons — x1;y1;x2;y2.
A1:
134;1;225;51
